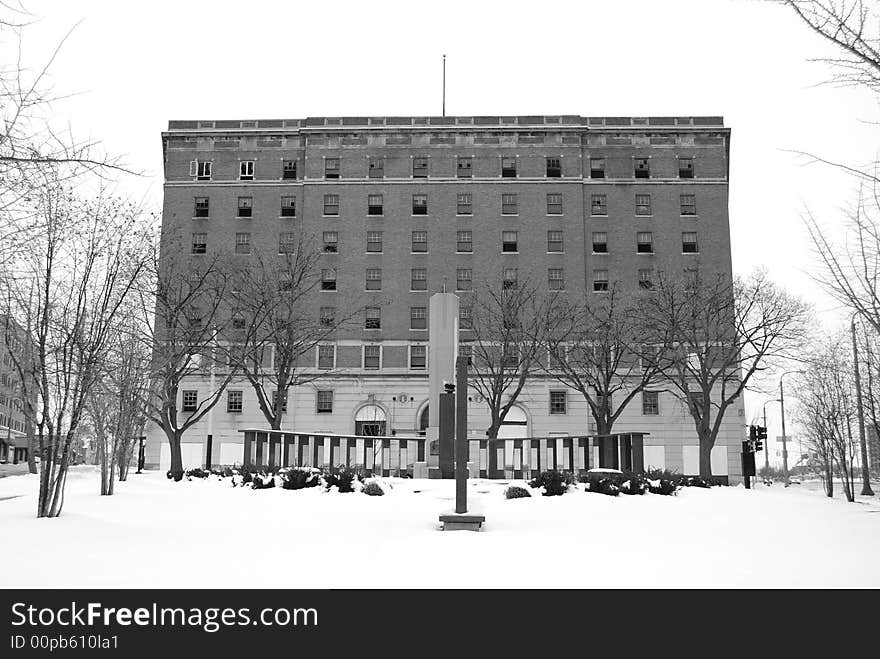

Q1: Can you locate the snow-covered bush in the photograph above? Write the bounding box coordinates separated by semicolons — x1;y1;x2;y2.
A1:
504;485;531;499
528;470;573;496
279;467;322;491
362;481;385;496
322;466;363;493
584;478;620;496
251;472;276;489
648;478;678;495
184;467;211;480
619;472;649;495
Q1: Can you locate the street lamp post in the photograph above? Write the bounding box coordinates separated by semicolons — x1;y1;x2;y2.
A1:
761;398;780;474
779;370;805;486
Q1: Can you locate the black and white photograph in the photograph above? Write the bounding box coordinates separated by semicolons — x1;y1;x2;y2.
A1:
1;0;879;650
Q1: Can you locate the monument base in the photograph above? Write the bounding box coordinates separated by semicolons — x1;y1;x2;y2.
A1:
438;509;485;531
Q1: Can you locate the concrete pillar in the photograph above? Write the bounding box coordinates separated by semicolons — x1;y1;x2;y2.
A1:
427;292;459;471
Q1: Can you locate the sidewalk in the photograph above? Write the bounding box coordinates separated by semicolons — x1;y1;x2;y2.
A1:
0;463;32;479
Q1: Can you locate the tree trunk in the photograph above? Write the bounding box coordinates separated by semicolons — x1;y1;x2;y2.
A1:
26;434;37;474
487;424;499;476
698;437;714;479
168;431;184;481
823;458;834;497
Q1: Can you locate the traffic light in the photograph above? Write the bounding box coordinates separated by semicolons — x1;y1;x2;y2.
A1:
749;425;757;442
756;426;767;441
755;438;763;452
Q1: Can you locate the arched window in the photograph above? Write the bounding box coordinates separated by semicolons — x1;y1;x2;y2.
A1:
355;404;387;436
419;405;430;434
498;405;528;439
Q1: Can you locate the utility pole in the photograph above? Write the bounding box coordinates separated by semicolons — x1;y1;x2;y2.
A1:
852;317;874;496
780;378;789;485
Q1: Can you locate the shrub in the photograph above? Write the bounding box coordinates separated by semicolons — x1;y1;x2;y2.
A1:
528;470;573;496
362;481;385;496
251;472;276;489
279;467;322;491
648;478;678;495
185;467;211;480
585;478;620;496
504;485;531;499
323;466;363;493
619;472;649;495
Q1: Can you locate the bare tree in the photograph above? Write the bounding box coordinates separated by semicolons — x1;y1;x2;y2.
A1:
224;238;361;430
543;285;666;437
794;335;860;500
137;231;235;481
0;178;153;517
465;275;550;472
642;269;811;478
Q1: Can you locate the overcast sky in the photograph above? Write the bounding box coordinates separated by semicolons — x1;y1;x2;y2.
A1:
8;0;879;459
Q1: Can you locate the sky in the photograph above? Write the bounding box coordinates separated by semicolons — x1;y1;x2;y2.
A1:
6;0;879;462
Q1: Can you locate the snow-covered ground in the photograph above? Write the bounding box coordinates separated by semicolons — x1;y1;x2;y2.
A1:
1;467;878;588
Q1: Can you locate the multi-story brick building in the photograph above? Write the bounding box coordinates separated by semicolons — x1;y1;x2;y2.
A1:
147;114;744;481
0;315;32;463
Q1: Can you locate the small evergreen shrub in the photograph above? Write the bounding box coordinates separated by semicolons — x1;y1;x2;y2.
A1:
504;485;531;499
184;467;211;480
648;478;678;495
279;467;322;490
585;478;620;496
323;466;363;493
528;470;574;496
619;472;649;495
362;481;385;496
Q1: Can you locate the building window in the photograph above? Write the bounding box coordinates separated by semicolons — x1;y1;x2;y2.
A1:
501;156;517;178
679;156;694;179
365;307;381;329
322;231;338;253
278;232;297;254
191;232;207;254
365;268;382;291
501;193;518;215
635;194;652;216
323;194;339;216
502;230;518;253
548;268;564;291
368;156;384;178
190;160;212;180
634;157;649;178
549;390;567;414
456;230;472;252
458;343;473;365
413;157;428;178
590;157;605;178
546;157;562;178
638;268;654;290
280;196;296;217
412;194;428;215
236;196;253;218
363;345;381;369
366;231;383;253
591;194;607;216
546;193;563;215
235;232;251;254
460;306;473;330
592;231;608;253
239;161;254;180
321;269;337;291
410;345;427;369
182;390;197;413
368;194;383;216
502;268;518;290
456;268;472;291
325;157;339;179
682;231;699;253
501;343;519;367
412;230;428;252
457;193;472;215
227;390;243;413
410;306;427;330
320;306;336;327
547;230;564;253
642;391;659;415
457;156;473;178
282;159;297;180
680;194;696;216
317;390;334;413
411;268;427;291
318;344;335;369
637;232;654;253
194;197;209;218
593;269;608;292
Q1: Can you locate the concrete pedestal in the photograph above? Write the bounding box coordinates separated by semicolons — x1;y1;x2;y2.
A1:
439;510;485;531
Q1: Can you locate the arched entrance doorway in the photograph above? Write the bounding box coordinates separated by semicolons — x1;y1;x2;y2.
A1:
355;404;387;436
498;405;528;438
418;405;430;435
